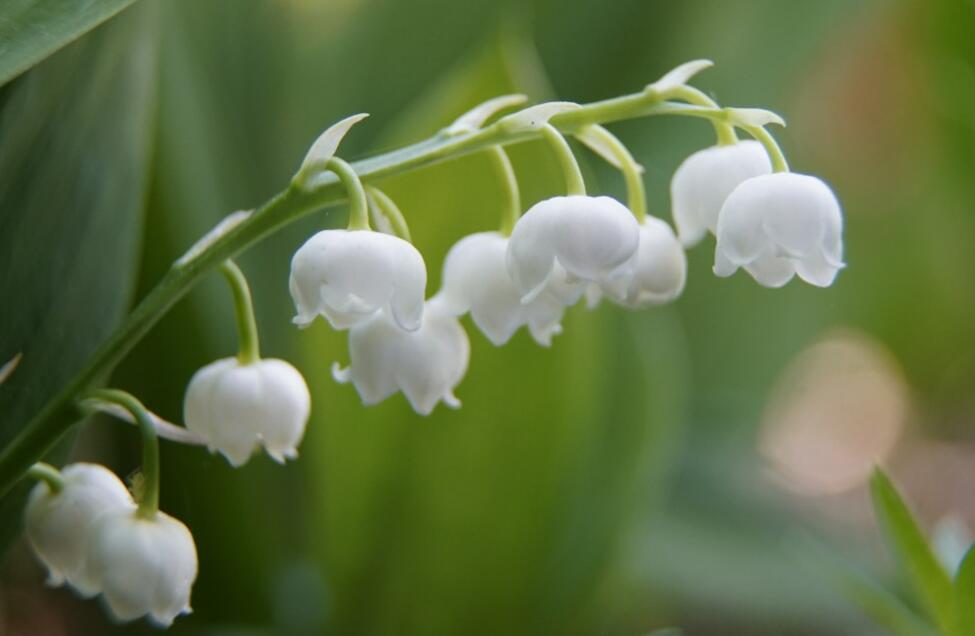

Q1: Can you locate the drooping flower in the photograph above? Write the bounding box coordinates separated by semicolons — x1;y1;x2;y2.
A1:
713;172;844;287
87;508;197;627
670;140;772;247
24;463;135;596
289;229;426;331
439;231;583;346
332;297;469;415
506;195;640;303
588;216;687;308
184;357;311;467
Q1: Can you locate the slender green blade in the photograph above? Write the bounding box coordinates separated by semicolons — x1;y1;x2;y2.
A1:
0;0;140;87
954;545;975;636
870;469;954;632
0;3;157;549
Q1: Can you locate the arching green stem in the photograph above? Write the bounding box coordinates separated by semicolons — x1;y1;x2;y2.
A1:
365;186;412;242
327;157;370;230
540;124;586;196
26;462;63;494
487;146;521;236
579;125;647;222
740;124;789;172
87;389;159;518
665;85;737;145
219;260;260;365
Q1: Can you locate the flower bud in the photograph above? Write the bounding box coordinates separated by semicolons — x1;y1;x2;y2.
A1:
87;508;197;627
591;217;687;308
506;195;639;303
289;229;427;331
184;357;311;467
714;172;844;287
24;463;135;596
440;232;579;346
333;298;469;415
670;140;772;247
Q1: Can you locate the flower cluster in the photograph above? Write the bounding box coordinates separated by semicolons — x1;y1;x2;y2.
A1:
17;60;843;629
25;463;196;627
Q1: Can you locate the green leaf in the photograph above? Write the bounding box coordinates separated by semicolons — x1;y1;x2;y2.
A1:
870;469;955;632
0;0;141;87
954;545;975;636
0;3;157;548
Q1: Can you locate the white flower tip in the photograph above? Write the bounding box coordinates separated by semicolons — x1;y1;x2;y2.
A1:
498;101;580;132
298;113;370;176
444;392;462;410
728;107;786;128
647;59;714;94
445;94;529;135
332;362;352;384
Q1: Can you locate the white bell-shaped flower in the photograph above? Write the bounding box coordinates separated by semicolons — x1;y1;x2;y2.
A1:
714;172;844;287
184;357;311;467
24;463;135;596
289;229;427;331
332;297;469;415
506;195;639;303
87;508;197;627
670;140;772;247
589;216;688;308
439;232;582;346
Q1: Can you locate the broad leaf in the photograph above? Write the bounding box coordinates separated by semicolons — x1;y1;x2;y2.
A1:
0;0;141;87
0;3;157;548
870;469;954;632
954;545;975;636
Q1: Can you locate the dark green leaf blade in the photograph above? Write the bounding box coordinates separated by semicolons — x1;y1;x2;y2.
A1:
0;0;140;87
0;3;157;549
870;468;954;632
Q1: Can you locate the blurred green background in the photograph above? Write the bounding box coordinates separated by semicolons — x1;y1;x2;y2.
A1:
2;0;974;634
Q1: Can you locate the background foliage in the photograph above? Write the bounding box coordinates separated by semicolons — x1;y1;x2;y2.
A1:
1;0;973;634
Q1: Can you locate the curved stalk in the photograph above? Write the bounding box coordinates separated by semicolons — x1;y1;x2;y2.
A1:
579;125;647;222
326;157;370;230
664;85;737;145
540;124;586;196
219;260;260;365
87;389;159;517
487;146;521;236
26;462;63;494
740;124;790;172
0;92;783;497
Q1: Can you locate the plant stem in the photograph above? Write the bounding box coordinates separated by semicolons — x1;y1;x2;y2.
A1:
326;157;370;230
0;91;778;498
664;85;737;145
540;124;586;196
219;260;260;365
487;146;520;236
365;186;412;242
26;462;63;494
87;389;159;517
740;124;790;172
579;125;647;222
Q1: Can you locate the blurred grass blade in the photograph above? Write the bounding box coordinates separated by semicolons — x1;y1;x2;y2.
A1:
0;0;141;87
954;545;975;636
870;469;954;631
832;560;936;636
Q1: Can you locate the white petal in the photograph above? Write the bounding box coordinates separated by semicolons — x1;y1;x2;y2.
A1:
506;205;558;302
671;141;772;247
547;196;640;285
617;217;687;307
744;248;796;288
25;463;135;597
795;248;843;287
343;314;403;405
289;230;426;331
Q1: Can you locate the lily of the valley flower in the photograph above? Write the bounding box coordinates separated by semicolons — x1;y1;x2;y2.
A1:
333;297;469;415
714;172;844;287
506;195;640;303
24;463;135;596
670;140;772;247
184;357;311;467
440;232;582;346
289;229;427;331
87;508;197;627
589;216;687;308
